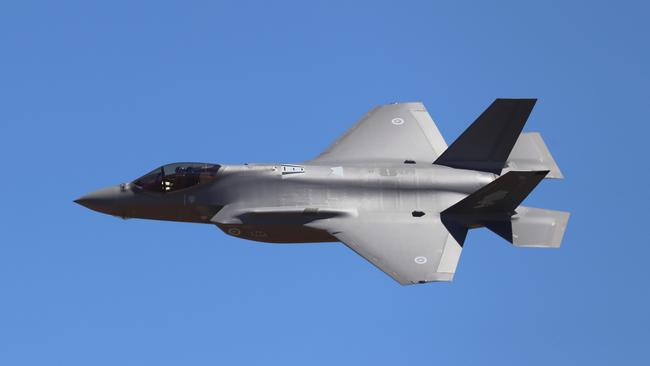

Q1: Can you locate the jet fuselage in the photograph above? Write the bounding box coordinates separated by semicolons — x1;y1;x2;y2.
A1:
77;163;495;243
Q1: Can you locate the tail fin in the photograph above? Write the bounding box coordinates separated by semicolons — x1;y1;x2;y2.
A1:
441;170;563;246
434;99;536;174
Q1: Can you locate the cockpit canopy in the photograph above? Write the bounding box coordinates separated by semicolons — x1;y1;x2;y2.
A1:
133;163;221;193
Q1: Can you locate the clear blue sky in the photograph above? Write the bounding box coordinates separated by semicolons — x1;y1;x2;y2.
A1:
1;1;648;365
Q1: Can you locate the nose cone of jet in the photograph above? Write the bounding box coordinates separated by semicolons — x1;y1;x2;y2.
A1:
74;185;126;215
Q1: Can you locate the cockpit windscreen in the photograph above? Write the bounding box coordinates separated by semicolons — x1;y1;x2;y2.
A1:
133;163;221;193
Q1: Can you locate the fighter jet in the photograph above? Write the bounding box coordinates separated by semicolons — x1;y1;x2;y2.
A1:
76;99;569;285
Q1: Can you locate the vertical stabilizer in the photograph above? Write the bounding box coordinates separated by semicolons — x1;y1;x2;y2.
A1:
434;99;536;174
441;170;552;245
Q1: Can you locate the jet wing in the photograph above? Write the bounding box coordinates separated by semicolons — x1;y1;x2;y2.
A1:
310;103;447;164
307;212;463;285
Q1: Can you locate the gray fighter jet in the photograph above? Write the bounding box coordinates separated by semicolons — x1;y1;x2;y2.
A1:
76;99;569;285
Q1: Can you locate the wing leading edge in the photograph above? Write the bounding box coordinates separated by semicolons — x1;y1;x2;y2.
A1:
307;212;462;285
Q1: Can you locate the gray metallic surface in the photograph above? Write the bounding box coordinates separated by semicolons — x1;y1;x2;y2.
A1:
76;100;570;285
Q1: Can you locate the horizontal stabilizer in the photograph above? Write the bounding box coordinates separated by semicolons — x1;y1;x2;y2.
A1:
510;206;570;247
504;132;564;179
434;99;536;174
